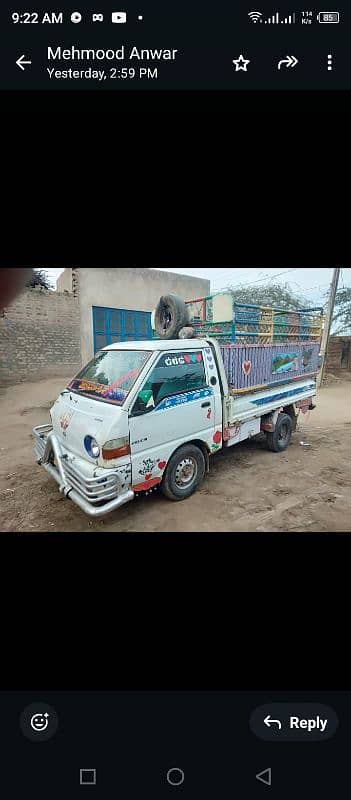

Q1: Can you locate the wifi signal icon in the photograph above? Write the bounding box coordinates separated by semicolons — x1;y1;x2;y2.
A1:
248;11;263;22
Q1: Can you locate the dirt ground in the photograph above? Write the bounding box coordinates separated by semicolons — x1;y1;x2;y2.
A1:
1;374;350;533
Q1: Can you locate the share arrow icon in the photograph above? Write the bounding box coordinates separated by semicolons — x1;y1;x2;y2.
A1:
278;55;298;69
256;768;272;787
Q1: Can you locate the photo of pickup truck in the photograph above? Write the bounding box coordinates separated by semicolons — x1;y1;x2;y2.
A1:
33;293;323;518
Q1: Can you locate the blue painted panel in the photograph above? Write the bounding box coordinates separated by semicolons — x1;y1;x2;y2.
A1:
93;307;152;353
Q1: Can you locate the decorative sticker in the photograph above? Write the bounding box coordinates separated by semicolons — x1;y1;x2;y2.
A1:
229;423;241;439
138;458;156;476
242;360;252;376
158;353;203;368
272;352;299;375
204;347;215;371
117;464;132;490
155;387;213;412
74;379;127;404
59;410;74;435
184;353;202;364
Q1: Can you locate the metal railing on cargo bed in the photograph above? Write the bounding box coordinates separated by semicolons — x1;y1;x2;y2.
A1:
152;297;323;345
185;298;324;345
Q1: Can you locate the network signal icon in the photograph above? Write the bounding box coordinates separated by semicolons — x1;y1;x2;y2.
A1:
248;11;263;22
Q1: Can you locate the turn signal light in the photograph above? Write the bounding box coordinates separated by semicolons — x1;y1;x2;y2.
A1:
102;437;130;460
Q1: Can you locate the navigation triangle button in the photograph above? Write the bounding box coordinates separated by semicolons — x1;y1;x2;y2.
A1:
256;768;272;786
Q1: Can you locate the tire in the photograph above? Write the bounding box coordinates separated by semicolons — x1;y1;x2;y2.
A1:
266;412;293;453
178;326;195;339
161;444;205;501
154;294;189;339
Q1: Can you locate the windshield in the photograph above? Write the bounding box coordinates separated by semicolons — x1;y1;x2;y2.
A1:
67;349;152;406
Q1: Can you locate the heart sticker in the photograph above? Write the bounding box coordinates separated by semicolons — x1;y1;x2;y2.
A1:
158;461;167;470
196;353;202;362
242;360;252;376
183;354;191;364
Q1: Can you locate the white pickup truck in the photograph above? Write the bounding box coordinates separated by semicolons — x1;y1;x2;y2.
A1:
33;333;317;518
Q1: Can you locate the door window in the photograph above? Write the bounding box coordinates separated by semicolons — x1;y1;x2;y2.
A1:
136;351;207;412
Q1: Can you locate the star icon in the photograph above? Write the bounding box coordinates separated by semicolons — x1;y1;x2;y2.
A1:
232;54;250;71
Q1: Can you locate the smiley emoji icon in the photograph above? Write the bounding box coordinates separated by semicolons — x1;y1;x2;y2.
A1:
20;703;58;742
30;712;49;732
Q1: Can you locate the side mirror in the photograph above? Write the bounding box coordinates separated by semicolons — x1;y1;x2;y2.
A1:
132;389;155;416
139;389;154;408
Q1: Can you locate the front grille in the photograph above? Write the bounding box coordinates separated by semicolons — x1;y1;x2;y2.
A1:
33;425;121;504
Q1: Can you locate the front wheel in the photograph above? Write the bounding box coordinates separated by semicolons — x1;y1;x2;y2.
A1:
161;444;205;501
266;412;293;452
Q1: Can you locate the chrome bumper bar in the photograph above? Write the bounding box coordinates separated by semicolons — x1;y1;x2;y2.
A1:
33;425;134;518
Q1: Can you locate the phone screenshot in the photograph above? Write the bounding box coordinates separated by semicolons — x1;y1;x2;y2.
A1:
1;265;349;799
0;3;349;107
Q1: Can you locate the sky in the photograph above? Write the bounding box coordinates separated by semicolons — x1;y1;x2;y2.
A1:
45;267;350;306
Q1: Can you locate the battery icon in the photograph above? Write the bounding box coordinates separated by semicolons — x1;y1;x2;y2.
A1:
317;12;340;23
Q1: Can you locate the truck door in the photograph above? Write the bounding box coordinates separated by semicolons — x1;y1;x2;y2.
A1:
128;348;220;491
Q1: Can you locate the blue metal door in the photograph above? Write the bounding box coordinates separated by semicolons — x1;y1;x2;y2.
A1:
93;307;152;353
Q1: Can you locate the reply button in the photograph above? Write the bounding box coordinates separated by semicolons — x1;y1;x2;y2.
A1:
250;703;338;742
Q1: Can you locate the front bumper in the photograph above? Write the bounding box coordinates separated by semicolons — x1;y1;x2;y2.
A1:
33;425;134;518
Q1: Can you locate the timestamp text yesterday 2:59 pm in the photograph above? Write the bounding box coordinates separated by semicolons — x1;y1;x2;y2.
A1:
46;67;159;80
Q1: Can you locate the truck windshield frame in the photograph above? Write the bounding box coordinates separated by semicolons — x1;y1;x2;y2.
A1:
67;349;152;406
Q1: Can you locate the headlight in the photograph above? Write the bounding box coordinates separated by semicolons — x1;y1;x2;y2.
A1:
84;436;100;459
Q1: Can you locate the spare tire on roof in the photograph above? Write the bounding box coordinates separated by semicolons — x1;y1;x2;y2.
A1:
178;326;195;339
154;294;190;339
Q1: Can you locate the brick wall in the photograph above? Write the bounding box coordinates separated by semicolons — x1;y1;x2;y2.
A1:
326;336;351;373
0;287;81;385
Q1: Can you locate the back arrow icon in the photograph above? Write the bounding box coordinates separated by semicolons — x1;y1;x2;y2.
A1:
278;55;298;69
16;55;32;71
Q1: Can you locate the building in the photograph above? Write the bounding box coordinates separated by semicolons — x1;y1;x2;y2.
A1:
326;335;351;374
57;267;210;365
0;268;210;386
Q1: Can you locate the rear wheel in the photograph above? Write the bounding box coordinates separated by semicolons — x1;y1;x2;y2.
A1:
266;412;293;453
161;444;205;501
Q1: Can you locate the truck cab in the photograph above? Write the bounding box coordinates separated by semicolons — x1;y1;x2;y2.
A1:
34;339;224;516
